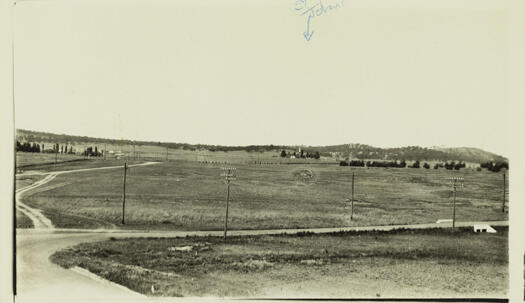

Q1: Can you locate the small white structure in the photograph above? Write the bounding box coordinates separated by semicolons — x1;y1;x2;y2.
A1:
473;224;497;233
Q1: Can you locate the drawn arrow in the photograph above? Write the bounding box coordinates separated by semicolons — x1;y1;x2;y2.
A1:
303;15;315;41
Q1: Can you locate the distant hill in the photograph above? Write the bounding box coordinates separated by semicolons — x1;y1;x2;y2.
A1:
15;129;507;164
312;144;506;163
15;129;288;153
431;147;507;164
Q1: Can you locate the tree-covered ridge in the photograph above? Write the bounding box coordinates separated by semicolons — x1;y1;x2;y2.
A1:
16;129;507;164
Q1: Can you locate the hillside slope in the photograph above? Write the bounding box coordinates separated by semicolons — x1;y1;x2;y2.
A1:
432;147;506;163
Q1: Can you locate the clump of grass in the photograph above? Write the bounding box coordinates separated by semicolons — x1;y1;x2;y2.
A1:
231;259;274;272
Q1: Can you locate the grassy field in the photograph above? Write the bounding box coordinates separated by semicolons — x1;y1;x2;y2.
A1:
19;160;508;230
16;152;87;168
16;145;332;166
15;173;46;189
16;158;144;173
51;227;508;297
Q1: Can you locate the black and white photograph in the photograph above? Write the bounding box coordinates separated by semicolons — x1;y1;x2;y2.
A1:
1;0;525;302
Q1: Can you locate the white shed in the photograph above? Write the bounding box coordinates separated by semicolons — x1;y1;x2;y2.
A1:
473;224;497;233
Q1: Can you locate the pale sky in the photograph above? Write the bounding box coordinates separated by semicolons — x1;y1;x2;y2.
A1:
13;0;510;156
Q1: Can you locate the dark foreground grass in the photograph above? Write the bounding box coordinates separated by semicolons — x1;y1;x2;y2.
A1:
51;227;508;298
24;161;508;230
16;210;33;228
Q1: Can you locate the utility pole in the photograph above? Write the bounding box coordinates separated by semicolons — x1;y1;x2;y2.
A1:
104;143;106;160
345;172;355;221
122;162;128;225
502;172;506;212
448;177;464;230
220;167;236;240
351;171;355;220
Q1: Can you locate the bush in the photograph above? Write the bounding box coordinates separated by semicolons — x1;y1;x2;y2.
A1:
410;160;420;168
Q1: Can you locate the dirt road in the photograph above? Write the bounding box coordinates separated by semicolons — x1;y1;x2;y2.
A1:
15;162;159;229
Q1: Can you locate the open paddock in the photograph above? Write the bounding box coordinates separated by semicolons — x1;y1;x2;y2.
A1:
19;160;508;230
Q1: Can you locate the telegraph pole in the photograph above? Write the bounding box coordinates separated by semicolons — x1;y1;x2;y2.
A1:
351;172;355;220
344;172;355;222
122;162;128;224
502;172;506;212
221;167;236;240
104;143;107;160
448;177;464;230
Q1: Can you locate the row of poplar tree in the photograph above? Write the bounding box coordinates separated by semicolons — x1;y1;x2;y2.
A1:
16;141;74;154
16;141;102;157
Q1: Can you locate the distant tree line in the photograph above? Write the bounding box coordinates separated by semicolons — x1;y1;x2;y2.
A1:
340;160;407;168
339;160;366;167
17;141;105;157
18;130;292;154
83;146;103;157
16;141;41;153
280;150;320;159
480;161;508;172
339;159;472;170
16;141;80;155
45;143;75;154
